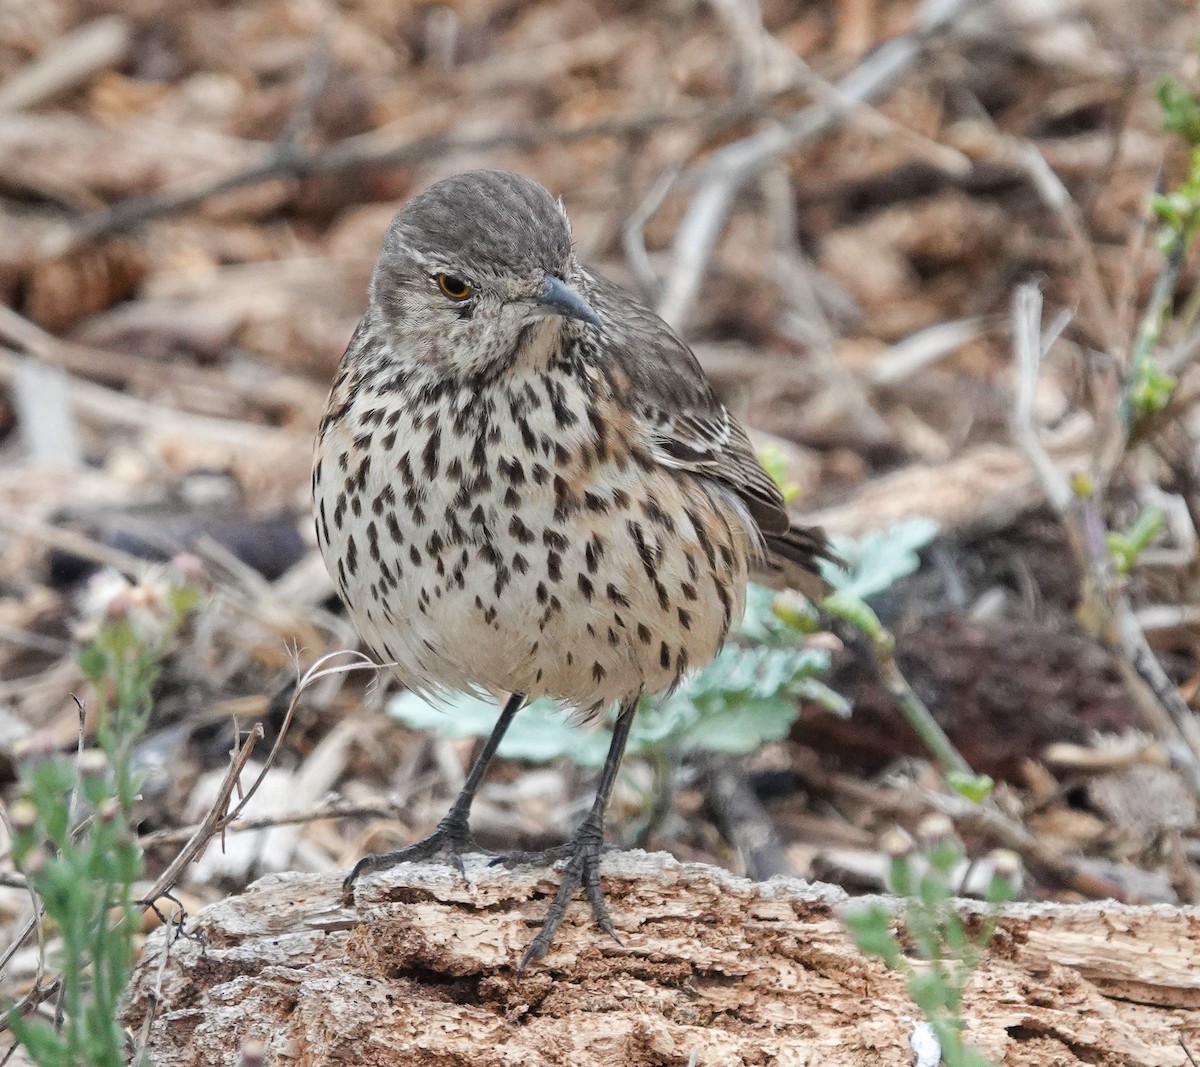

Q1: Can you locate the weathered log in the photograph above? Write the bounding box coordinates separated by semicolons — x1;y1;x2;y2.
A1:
123;851;1200;1066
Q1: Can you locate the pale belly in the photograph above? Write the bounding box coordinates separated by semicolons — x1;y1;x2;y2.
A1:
313;369;749;713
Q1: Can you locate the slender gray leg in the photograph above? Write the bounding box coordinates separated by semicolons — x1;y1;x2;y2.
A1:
514;695;639;973
343;691;526;895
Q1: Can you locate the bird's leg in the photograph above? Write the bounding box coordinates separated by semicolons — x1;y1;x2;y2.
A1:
506;696;639;974
343;692;526;897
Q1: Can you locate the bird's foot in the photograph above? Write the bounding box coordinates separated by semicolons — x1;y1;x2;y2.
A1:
493;838;617;869
342;811;483;902
496;815;621;974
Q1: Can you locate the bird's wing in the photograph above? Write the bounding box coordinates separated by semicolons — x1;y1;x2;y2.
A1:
581;269;792;535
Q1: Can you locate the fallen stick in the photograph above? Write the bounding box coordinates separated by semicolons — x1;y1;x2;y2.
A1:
123;851;1200;1066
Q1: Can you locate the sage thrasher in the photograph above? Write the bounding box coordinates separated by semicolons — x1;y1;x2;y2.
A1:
313;169;832;970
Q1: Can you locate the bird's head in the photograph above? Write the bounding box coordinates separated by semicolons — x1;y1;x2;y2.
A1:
367;170;600;379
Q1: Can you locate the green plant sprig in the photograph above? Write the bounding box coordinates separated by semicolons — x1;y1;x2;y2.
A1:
8;568;197;1067
817;521;995;804
1124;78;1200;430
1107;507;1165;576
844;819;1019;1067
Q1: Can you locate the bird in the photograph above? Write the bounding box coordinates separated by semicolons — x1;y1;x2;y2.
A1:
312;169;832;971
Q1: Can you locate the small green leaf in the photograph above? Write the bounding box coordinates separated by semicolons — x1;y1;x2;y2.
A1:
792;678;852;717
168;584;201;617
1158;77;1200;146
770;591;820;633
947;770;994;804
1108;508;1165;575
953;1049;1002;1067
821;518;939;600
985;874;1018;907
387;692;610;766
7;1014;68;1067
735;582;796;643
78;645;108;682
675;695;795;754
927;837;964;878
1128;362;1177;422
844;904;902;967
757;443;800;504
908;969;952;1016
888;853;915;898
918;870;954;907
26;760;76;847
821;591;884;641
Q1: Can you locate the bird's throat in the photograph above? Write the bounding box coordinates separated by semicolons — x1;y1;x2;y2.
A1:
504;315;565;377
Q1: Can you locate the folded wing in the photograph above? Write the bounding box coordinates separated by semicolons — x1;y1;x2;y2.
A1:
583;269;834;599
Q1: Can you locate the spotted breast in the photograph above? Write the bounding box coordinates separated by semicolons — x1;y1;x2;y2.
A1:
313;312;751;717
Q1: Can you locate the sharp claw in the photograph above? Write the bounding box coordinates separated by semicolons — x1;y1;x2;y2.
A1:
514;829;621;971
342;854;375;900
516;938;546;977
343;825;482;892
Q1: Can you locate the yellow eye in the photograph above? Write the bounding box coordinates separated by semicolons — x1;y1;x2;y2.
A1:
436;273;473;300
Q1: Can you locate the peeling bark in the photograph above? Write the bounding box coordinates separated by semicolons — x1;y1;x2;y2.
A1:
123;851;1200;1066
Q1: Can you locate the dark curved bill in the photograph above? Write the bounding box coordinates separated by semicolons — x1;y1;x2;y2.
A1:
536;274;601;327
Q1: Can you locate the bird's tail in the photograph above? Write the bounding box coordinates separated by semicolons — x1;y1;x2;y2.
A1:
753;524;838;601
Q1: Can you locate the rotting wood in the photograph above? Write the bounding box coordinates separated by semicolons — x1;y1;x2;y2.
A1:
123;850;1200;1067
801;442;1091;538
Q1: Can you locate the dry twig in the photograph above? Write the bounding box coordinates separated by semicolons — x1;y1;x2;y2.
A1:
699;756;793;880
138;799;401;849
67;97;796;245
654;0;986;330
139;650;382;905
0;17;130;113
0;346;301;451
138;722;266;908
1009;283;1200;791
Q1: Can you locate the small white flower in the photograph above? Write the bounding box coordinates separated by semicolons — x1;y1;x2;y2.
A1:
78;567;186;647
80;570;134;626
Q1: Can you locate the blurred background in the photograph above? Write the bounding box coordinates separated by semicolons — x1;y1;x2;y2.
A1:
2;0;1200;994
